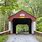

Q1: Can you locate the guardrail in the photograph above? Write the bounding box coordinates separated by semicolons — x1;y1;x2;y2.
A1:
34;31;42;36
0;30;10;35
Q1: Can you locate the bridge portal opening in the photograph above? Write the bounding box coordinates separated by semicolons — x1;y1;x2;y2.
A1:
12;18;32;34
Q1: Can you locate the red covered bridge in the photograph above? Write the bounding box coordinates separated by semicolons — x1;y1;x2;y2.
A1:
8;10;36;34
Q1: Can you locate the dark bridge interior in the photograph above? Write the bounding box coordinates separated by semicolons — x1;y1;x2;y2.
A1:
12;18;32;34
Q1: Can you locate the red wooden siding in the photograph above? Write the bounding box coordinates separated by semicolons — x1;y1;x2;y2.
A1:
8;10;36;21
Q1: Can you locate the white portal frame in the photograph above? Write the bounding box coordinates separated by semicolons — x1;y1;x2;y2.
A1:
8;21;36;34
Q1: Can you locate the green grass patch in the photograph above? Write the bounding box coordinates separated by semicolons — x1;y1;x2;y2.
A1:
36;35;42;42
0;34;8;42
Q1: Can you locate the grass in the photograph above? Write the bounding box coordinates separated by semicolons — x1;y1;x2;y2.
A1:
0;34;8;42
36;35;42;42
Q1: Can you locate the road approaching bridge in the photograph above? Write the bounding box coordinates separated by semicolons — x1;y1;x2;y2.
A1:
6;34;39;42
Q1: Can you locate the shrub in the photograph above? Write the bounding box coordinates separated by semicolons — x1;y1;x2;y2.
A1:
36;17;42;32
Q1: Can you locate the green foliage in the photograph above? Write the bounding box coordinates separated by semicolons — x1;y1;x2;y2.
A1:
0;34;8;42
16;24;29;33
36;17;42;32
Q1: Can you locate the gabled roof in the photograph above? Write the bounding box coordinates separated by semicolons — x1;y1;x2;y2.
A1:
8;10;36;21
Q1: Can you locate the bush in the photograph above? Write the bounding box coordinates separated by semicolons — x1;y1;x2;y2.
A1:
36;17;42;32
16;24;29;33
0;34;8;42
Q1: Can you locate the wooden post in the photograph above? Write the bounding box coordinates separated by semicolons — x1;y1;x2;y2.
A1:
9;21;13;34
31;21;36;34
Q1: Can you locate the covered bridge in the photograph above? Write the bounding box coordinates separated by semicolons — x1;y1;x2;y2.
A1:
8;10;36;34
